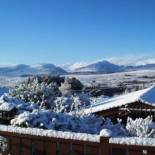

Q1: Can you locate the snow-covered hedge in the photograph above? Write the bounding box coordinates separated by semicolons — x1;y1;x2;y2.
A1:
126;116;155;137
10;76;61;109
53;94;90;113
59;77;83;96
10;76;87;111
11;110;127;136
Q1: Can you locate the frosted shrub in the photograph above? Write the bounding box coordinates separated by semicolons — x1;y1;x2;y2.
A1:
103;118;128;137
126;116;155;137
10;76;62;109
53;94;90;113
11;111;105;134
11;110;128;135
10;76;89;112
59;77;83;96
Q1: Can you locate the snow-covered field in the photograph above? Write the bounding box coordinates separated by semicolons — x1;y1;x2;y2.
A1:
66;70;155;87
0;76;26;88
0;69;154;89
0;76;27;96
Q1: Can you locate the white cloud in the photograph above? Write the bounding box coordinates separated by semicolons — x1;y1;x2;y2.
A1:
107;56;155;66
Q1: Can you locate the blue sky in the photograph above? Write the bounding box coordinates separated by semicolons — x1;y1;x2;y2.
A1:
0;0;155;65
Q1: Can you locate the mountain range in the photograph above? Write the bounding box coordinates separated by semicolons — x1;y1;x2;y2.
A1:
0;64;67;76
0;60;155;76
62;60;155;73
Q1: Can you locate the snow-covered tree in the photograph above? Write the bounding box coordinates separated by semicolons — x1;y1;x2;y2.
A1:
10;110;127;135
10;76;89;112
53;94;91;113
10;76;62;109
126;116;155;137
59;77;83;96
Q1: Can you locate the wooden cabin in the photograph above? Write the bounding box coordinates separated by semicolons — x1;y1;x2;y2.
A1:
0;102;17;124
84;86;155;123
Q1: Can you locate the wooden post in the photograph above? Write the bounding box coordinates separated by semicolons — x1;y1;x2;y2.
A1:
100;136;109;155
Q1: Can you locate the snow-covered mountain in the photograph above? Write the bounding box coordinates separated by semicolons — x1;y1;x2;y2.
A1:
0;58;155;76
61;62;90;72
63;60;124;73
125;64;155;71
62;59;155;73
0;64;67;76
75;60;124;73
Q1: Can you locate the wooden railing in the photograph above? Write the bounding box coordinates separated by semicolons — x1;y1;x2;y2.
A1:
110;143;155;155
0;130;108;155
0;130;155;155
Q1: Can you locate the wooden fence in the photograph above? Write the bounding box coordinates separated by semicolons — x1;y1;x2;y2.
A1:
0;130;108;155
110;143;155;155
0;130;155;155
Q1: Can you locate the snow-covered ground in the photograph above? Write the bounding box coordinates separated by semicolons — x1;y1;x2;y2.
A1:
0;76;26;88
0;69;154;91
0;76;26;99
66;70;155;87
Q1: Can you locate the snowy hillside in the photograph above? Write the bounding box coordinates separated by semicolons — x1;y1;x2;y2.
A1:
66;69;155;87
75;60;124;73
63;60;124;73
0;64;66;76
61;62;89;72
62;59;155;74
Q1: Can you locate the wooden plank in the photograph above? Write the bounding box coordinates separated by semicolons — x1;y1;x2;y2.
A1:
129;150;142;155
85;145;99;155
22;138;32;155
100;137;109;155
32;140;44;155
11;137;20;155
111;148;126;155
129;149;155;155
72;144;84;155
59;142;71;155
45;141;57;155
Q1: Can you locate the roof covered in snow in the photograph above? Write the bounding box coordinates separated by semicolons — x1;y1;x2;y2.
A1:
84;85;155;114
0;94;18;111
0;102;15;111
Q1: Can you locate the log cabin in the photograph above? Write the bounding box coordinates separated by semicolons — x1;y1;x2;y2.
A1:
84;85;155;122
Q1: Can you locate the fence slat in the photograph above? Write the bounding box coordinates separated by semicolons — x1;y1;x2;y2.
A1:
59;142;71;155
22;138;32;155
45;141;57;155
85;145;100;155
32;140;44;155
11;137;20;155
72;144;84;155
100;137;109;155
111;148;126;155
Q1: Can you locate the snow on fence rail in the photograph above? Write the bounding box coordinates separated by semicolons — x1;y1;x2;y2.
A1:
110;137;155;147
0;125;109;155
0;125;100;143
0;125;155;155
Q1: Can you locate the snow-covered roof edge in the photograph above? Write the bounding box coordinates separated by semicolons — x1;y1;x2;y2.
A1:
84;85;155;114
0;125;100;143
